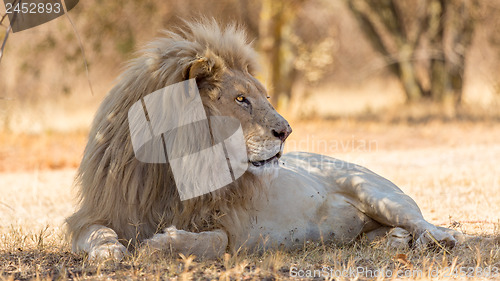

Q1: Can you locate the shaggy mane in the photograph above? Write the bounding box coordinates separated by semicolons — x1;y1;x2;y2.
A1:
66;19;262;249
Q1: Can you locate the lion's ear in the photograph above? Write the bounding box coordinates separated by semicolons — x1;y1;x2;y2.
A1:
183;51;225;97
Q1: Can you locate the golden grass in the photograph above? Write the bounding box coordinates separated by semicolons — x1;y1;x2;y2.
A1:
0;226;498;280
1;118;500;280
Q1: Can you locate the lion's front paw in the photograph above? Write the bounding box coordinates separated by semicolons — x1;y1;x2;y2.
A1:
141;226;228;259
415;228;458;250
88;243;128;261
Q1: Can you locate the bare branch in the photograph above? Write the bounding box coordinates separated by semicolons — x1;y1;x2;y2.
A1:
0;24;11;65
346;0;398;75
0;0;21;66
0;12;8;26
389;0;407;40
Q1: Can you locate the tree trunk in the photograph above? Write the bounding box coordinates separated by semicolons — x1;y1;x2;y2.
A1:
398;44;424;102
259;0;285;107
259;0;302;109
430;58;446;101
442;0;477;106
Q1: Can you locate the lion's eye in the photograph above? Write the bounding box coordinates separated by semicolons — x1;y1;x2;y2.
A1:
235;95;247;103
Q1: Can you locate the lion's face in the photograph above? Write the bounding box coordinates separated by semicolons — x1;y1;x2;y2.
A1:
204;69;292;174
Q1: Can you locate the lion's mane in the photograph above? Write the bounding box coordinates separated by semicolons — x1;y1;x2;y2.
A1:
66;20;263;249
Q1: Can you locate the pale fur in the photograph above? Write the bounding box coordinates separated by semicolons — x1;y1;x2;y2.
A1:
66;19;264;251
67;20;464;260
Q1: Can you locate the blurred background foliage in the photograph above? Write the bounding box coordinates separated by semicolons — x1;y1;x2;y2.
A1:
0;0;499;132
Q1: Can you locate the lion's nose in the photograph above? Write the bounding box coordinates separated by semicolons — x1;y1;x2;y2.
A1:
271;123;292;142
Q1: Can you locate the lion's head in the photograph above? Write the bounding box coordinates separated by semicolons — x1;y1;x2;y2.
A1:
67;19;291;246
206;66;292;171
179;32;292;175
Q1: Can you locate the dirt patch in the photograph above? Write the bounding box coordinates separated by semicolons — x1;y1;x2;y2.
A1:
0;131;87;172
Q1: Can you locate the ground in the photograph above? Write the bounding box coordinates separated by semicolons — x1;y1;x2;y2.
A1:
0;118;499;280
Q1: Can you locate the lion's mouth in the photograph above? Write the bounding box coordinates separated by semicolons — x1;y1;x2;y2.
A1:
250;152;282;167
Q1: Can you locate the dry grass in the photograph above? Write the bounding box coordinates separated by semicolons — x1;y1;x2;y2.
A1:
1;230;499;280
1;118;500;280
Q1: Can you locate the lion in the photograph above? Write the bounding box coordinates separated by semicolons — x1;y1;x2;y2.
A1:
66;19;463;260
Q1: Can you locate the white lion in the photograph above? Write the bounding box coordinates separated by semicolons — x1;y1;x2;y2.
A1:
66;20;463;260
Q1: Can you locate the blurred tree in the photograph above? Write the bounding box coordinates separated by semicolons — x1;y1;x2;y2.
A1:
346;0;478;106
258;0;336;110
259;0;301;108
482;0;500;96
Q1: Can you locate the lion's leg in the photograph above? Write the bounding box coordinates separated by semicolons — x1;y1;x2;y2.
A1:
413;225;466;248
365;225;466;249
74;224;128;261
437;226;466;243
141;226;228;259
365;226;412;249
341;170;459;248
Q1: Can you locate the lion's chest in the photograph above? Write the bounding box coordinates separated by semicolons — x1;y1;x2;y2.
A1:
233;160;370;250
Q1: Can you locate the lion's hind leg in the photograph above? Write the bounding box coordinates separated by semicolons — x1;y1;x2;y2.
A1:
338;165;461;250
414;225;465;249
365;226;412;249
365;225;462;250
141;226;228;259
437;226;466;243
